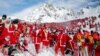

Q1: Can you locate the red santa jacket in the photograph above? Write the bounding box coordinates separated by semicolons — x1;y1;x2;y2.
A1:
30;31;36;42
33;29;43;44
37;28;45;40
1;27;9;38
6;24;16;44
56;33;70;46
73;32;83;42
18;23;24;32
29;24;33;34
0;24;4;46
1;27;10;45
92;33;99;41
10;31;20;44
42;32;51;41
34;37;42;44
8;24;15;33
2;27;15;45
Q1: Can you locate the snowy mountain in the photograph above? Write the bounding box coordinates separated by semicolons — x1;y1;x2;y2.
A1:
78;5;100;18
23;3;77;23
13;3;100;23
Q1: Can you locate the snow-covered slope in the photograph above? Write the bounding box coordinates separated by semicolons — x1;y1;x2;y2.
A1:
26;3;77;23
13;3;100;23
78;5;100;18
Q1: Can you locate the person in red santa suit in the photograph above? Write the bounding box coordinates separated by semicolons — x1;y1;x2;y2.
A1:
63;30;73;55
0;18;9;55
87;34;94;56
5;20;19;55
91;32;100;56
1;24;9;45
2;19;20;56
0;20;5;47
29;24;37;39
28;24;34;35
94;33;100;56
42;28;51;48
34;29;42;54
82;30;91;56
73;29;85;56
30;29;36;43
55;30;68;56
3;19;14;40
0;24;10;56
8;23;17;45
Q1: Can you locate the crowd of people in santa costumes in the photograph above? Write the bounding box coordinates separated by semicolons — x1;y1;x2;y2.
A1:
0;14;100;56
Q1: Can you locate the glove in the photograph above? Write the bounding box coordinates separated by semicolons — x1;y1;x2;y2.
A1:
5;36;10;41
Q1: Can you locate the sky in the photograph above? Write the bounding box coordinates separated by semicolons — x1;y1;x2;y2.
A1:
0;0;100;16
